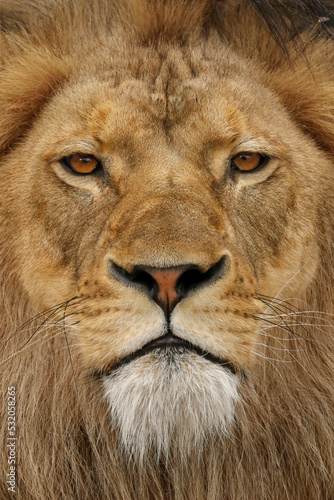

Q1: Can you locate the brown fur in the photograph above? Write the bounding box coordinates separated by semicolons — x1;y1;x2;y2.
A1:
1;1;334;498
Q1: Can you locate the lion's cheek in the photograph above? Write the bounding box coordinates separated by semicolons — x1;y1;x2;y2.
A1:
18;254;76;310
257;240;319;299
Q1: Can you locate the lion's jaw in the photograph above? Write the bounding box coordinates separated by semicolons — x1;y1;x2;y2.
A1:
103;349;239;461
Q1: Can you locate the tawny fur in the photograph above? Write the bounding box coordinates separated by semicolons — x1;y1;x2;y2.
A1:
1;1;334;499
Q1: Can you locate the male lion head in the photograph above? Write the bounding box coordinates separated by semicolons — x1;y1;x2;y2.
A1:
1;1;334;499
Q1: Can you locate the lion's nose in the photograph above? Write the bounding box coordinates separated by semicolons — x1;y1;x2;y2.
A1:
109;257;228;316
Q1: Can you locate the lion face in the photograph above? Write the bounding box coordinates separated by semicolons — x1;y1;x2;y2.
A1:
7;40;328;459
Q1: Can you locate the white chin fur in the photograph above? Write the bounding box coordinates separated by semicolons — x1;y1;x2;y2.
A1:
103;348;240;462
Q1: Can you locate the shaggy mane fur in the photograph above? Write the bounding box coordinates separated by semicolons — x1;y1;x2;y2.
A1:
1;1;334;499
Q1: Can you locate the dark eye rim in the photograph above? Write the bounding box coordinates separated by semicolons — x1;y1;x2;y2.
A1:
230;152;270;174
60;153;104;176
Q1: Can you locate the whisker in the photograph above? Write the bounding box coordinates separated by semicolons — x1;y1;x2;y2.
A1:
256;293;302;311
63;298;80;397
254;341;303;352
1;297;88;367
246;348;291;385
255;297;322;351
263;260;311;303
3;296;86;344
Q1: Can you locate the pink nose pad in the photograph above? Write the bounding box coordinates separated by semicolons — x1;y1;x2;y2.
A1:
149;268;185;313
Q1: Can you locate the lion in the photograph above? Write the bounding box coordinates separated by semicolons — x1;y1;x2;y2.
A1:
0;0;333;498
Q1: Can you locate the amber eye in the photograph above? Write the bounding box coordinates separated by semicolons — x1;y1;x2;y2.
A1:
63;153;100;174
231;152;267;172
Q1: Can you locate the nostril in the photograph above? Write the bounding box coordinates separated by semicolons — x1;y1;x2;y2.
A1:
109;261;158;297
176;256;229;297
131;271;157;296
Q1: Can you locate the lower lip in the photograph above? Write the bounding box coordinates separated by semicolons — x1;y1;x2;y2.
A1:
102;334;236;376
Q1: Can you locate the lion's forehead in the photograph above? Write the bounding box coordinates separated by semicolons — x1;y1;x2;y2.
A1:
47;42;284;145
76;77;235;130
47;73;287;166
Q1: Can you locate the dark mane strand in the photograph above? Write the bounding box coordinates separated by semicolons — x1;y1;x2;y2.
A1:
1;0;333;45
250;0;334;45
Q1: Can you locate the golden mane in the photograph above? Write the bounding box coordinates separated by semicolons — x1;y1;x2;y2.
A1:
1;1;333;498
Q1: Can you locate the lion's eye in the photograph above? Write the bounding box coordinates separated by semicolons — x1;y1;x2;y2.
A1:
62;153;100;174
231;152;267;172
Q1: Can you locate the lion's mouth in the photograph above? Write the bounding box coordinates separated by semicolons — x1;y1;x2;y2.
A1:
95;332;236;377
